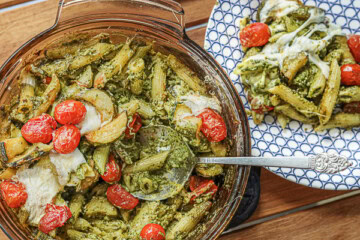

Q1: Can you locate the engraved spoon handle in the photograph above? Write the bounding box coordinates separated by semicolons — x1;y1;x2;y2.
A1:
198;153;352;174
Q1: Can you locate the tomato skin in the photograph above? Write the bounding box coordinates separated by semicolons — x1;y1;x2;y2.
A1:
140;223;166;240
125;113;142;139
43;77;52;84
197;109;227;142
54;100;87;125
341;64;360;86
53;125;81;154
107;184;139;210
101;155;122;183
38;204;72;234
21;114;57;144
0;180;27;208
343;101;360;113
189;177;218;203
239;22;270;48
348;35;360;63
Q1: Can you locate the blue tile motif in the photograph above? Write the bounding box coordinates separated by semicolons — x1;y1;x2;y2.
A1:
204;0;360;190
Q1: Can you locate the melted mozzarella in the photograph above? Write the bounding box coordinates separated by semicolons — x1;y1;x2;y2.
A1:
49;148;86;186
77;102;101;135
243;8;343;79
260;0;300;23
16;166;61;225
180;94;222;115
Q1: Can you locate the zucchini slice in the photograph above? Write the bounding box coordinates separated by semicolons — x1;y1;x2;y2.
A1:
0;137;29;163
6;143;53;168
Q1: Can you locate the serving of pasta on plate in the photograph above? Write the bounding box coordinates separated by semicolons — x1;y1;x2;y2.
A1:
234;0;360;131
0;34;230;240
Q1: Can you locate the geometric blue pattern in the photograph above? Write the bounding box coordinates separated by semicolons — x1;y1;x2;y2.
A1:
205;0;360;190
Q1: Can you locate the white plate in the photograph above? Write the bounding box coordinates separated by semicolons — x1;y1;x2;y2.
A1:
205;0;360;190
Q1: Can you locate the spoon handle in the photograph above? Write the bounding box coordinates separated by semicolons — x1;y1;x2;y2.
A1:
198;153;352;174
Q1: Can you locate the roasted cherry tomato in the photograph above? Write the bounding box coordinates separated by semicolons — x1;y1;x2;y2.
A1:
189;176;218;203
0;180;27;208
53;125;81;154
140;223;166;240
54;100;87;125
197;109;227;142
101;155;122;183
239;22;270;48
21;114;57;144
107;184;139;210
348;35;360;63
43;76;52;84
39;204;72;234
125;113;142;139
341;64;360;86
343;101;360;113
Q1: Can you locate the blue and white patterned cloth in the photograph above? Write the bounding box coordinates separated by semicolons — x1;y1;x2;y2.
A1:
204;0;360;190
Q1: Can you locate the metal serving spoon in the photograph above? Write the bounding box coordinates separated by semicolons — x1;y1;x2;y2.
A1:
132;125;352;201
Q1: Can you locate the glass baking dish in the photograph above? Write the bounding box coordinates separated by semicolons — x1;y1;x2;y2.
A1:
0;0;251;239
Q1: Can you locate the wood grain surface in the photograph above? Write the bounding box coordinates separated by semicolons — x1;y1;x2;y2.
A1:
0;0;30;9
221;193;360;240
0;1;355;240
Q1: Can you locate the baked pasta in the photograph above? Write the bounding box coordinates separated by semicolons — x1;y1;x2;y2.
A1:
0;33;230;240
234;0;360;131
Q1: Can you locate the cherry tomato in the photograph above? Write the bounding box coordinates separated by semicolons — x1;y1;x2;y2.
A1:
101;155;122;183
343;101;360;113
107;184;139;210
140;223;166;240
189;175;205;191
39;204;72;234
21;114;57;144
53;125;81;154
341;64;360;86
54;100;87;125
197;109;227;142
0;180;27;208
348;35;360;63
189;176;218;203
239;22;270;48
125;113;142;139
43;77;52;84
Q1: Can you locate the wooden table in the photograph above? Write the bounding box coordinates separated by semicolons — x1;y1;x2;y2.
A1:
0;0;359;239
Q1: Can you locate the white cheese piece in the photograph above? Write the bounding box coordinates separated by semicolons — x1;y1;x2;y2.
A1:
77;102;101;135
260;0;301;23
243;8;343;79
180;94;222;115
16;166;61;225
49;148;87;186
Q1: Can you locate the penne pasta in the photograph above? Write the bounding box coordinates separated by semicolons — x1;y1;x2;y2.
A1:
166;201;212;240
275;104;317;124
268;84;318;118
76;65;93;88
168;54;207;94
33;74;61;117
18;69;35;115
123;151;169;174
151;57;167;101
277;113;290;129
94;41;135;88
338;86;360;104
93;145;110;175
315;113;360;131
319;59;341;125
334;36;356;65
307;68;326;98
69;42;114;70
281;52;308;83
